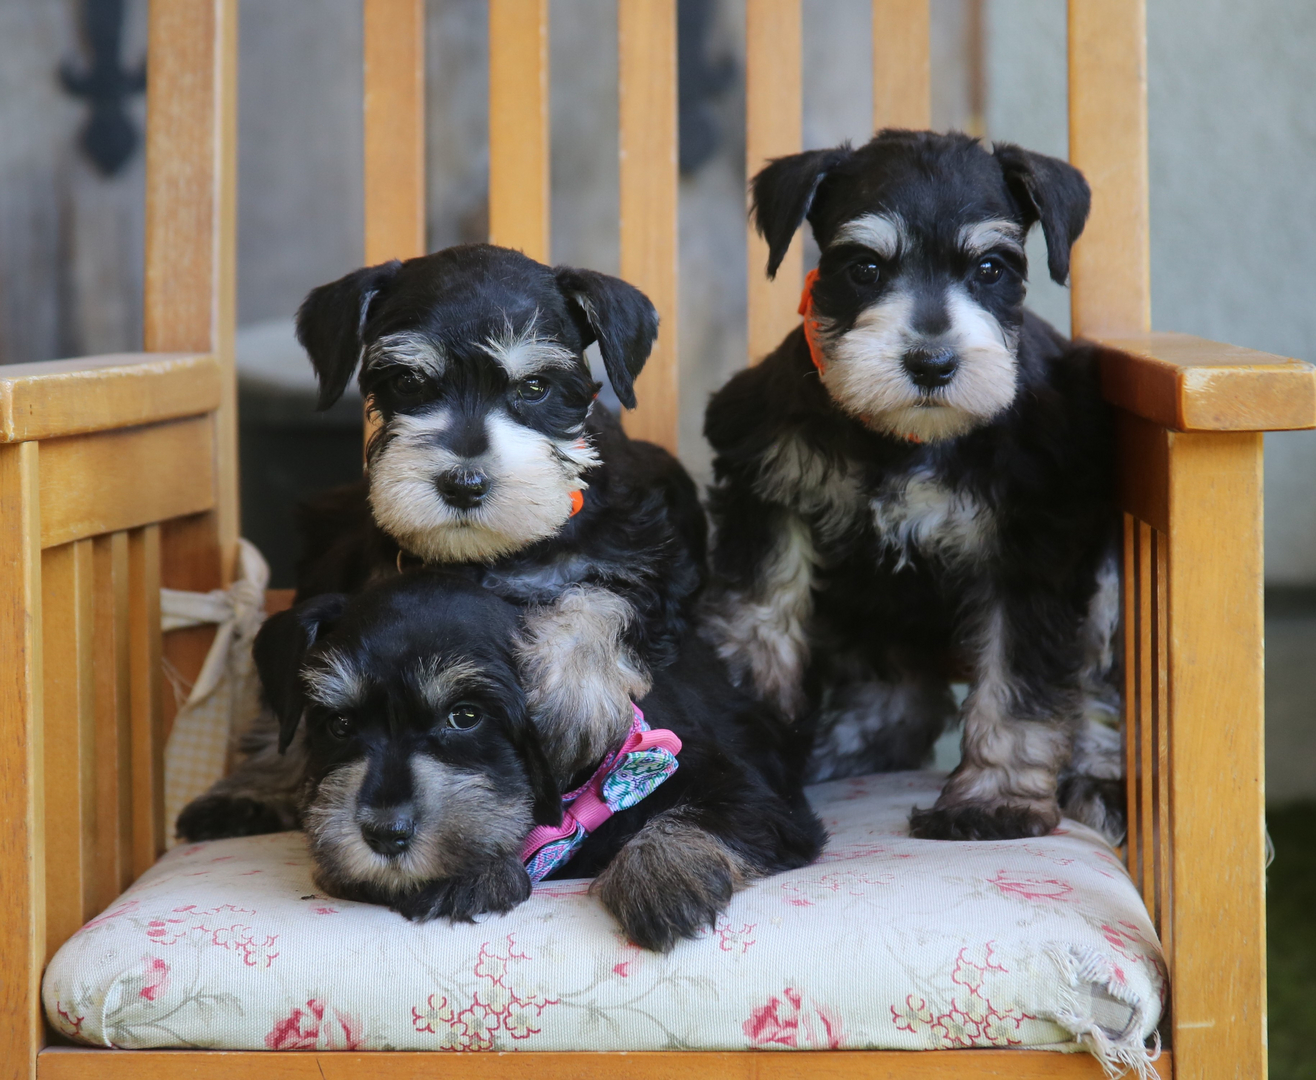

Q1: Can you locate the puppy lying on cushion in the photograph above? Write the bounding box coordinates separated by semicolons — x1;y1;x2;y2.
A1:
254;571;825;952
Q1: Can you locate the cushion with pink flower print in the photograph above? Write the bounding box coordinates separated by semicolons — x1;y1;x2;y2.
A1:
42;771;1164;1075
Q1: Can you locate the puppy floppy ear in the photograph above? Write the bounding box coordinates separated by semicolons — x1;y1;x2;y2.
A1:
252;594;349;753
295;260;402;410
751;145;853;278
993;143;1091;285
507;711;563;828
554;267;659;410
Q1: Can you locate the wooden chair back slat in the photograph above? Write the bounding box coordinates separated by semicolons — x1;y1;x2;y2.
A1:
1067;0;1151;338
488;0;551;264
872;0;931;130
617;0;679;453
364;0;427;266
144;0;238;583
41;540;97;963
745;0;803;362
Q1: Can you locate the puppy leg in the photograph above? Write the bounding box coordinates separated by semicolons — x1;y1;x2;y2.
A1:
805;662;956;782
911;598;1079;841
1059;551;1126;842
175;708;307;841
701;510;816;718
517;585;652;778
592;812;752;952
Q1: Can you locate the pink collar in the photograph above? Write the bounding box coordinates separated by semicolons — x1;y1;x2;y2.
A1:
521;705;682;881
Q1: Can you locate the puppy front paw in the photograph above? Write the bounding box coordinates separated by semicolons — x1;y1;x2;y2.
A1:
909;800;1061;841
392;856;532;923
176;794;288;841
592;815;743;952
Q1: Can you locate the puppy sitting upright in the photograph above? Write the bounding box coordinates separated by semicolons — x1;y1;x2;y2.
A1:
178;245;705;842
702;130;1119;842
256;572;824;951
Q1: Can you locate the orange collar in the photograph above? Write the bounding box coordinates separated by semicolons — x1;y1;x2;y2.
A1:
798;268;827;374
798;268;921;445
569;489;584;517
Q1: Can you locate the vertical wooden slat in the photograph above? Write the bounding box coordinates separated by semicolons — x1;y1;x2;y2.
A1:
363;0;426;454
364;0;427;265
1121;513;1139;879
128;526;165;878
1166;431;1266;1079
618;0;679;453
1155;528;1172;964
1067;0;1150;339
143;0;238;581
745;0;802;363
0;441;44;1080
92;532;132;909
488;0;550;263
42;540;96;961
872;0;930;130
1137;521;1155;902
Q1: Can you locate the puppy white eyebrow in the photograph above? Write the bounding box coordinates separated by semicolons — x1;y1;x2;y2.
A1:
482;315;579;379
304;649;368;710
416;658;496;711
365;331;446;379
959;219;1025;259
833;213;906;259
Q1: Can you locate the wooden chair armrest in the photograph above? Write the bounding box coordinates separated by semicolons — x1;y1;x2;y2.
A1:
1096;332;1316;432
0;352;221;443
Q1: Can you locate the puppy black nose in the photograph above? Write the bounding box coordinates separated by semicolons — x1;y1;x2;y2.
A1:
903;348;959;390
436;469;490;509
362;817;416;856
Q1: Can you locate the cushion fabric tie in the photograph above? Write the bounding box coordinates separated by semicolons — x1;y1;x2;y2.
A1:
521;704;682;883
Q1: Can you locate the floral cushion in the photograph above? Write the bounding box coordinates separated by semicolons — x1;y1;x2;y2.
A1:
43;771;1164;1071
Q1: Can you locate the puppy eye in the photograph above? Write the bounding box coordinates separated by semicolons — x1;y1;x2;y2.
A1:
515;377;549;404
328;716;352;740
446;703;483;730
391;370;426;397
847;261;880;286
975;257;1005;285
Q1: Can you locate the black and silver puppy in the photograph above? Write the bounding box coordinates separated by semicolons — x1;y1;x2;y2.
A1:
179;245;705;841
255;572;824;952
702;129;1120;843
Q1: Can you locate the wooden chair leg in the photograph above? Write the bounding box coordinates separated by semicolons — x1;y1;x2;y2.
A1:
1165;430;1267;1077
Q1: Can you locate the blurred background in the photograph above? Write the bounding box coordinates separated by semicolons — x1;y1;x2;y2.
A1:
2;0;1313;1069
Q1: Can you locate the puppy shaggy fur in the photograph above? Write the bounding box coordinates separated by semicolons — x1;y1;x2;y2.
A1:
252;572;824;952
701;129;1123;843
179;245;706;842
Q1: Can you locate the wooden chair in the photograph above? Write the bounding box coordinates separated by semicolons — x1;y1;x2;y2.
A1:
3;0;1310;1077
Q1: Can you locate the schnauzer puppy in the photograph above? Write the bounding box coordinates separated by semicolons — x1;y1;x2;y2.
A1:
178;245;705;842
701;129;1122;842
254;572;824;952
